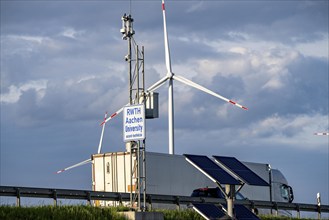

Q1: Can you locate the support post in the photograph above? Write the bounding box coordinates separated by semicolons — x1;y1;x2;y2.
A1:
273;202;278;216
317;207;321;220
147;195;152;211
174;196;180;210
16;188;21;207
317;192;321;220
53;189;57;207
225;184;235;217
87;191;91;206
137;141;141;211
296;205;300;219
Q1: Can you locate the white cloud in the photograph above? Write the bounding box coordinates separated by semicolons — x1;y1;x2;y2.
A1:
60;27;85;40
262;77;284;90
185;43;301;93
227;31;250;41
242;113;329;150
295;34;329;58
229;47;248;55
2;34;61;56
1;80;48;104
186;1;205;13
76;75;96;84
191;58;251;85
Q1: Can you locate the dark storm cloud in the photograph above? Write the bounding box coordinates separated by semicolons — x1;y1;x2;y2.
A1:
164;1;328;44
1;1;124;33
1;0;328;207
246;54;328;119
180;52;327;132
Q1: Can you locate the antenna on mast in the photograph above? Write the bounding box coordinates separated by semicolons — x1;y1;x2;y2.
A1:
129;0;132;15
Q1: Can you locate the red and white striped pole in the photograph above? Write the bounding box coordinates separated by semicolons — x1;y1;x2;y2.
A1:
314;132;329;136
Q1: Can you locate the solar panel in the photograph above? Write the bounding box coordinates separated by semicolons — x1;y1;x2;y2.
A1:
213;156;269;186
184;154;240;185
234;204;260;220
192;203;230;220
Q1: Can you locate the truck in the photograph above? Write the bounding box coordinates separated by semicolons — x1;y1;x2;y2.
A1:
91;151;294;213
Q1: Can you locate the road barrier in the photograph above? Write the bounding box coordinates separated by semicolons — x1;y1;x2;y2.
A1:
1;185;328;218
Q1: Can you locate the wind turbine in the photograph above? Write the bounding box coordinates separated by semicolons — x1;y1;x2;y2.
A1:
56;112;108;174
57;0;248;174
104;0;248;155
162;0;248;154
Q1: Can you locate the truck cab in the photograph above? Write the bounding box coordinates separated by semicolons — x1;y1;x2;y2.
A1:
272;169;294;203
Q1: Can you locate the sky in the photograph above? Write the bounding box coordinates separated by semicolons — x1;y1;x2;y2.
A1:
1;0;328;210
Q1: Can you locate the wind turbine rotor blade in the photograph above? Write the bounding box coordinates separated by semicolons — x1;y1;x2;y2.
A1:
162;0;173;75
97;112;108;154
102;76;169;125
173;75;248;110
103;107;124;124
56;158;92;174
314;132;329;136
147;76;169;93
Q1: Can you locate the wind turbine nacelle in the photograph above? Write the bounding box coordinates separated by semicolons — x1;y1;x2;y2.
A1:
139;92;159;119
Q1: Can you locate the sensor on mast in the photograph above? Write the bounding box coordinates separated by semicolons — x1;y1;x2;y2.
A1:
120;14;135;40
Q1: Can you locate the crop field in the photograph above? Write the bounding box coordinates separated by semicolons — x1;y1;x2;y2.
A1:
0;205;320;220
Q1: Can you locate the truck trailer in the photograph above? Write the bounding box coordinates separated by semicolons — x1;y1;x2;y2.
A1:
91;151;293;211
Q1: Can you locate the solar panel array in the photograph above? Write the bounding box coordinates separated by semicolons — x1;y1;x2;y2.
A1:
192;203;228;220
192;203;260;220
184;154;241;185
213;155;269;186
234;204;260;220
184;154;268;187
193;203;260;220
186;154;265;220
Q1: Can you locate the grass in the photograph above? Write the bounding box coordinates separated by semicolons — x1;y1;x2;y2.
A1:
160;209;204;220
0;205;323;220
0;205;127;220
259;215;313;220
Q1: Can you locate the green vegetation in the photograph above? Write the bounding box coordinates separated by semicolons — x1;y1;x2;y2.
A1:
0;205;321;220
258;215;313;220
160;209;204;220
0;205;126;220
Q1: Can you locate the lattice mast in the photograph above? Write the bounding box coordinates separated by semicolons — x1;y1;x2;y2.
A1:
120;13;146;211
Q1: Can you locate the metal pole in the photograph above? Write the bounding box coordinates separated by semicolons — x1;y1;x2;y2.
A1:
142;142;146;211
121;13;136;210
142;46;146;211
137;141;140;211
136;45;140;103
128;18;133;105
268;164;273;215
16;188;21;207
135;44;141;211
53;190;57;207
142;46;145;96
225;184;234;217
317;193;321;219
297;206;301;219
130;148;133;208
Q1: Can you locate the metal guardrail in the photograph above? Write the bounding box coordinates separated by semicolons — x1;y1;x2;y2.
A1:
1;185;328;218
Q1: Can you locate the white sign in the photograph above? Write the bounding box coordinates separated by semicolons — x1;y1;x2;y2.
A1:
123;104;145;142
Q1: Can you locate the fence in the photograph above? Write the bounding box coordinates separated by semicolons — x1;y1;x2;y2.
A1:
1;185;328;218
